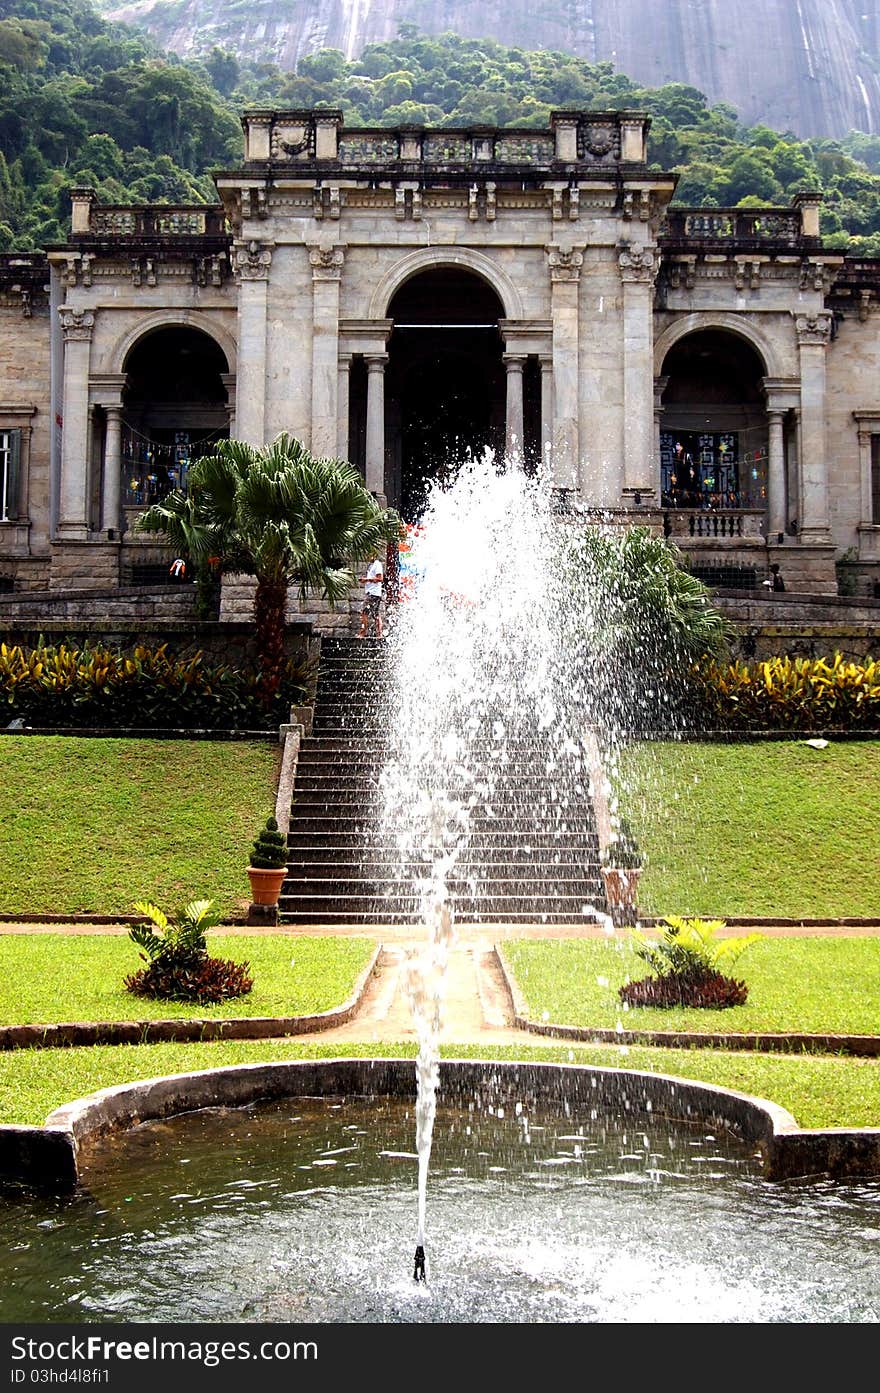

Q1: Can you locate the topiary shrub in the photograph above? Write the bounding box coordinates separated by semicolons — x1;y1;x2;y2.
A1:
125;897;253;1004
618;915;761;1010
249;815;288;868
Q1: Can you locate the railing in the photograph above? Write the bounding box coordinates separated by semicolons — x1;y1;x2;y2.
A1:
660;207;806;246
663;509;766;540
84;205;227;238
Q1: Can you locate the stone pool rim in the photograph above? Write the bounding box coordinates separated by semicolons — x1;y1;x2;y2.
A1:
1;1056;879;1194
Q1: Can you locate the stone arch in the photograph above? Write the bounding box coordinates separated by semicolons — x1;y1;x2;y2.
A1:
654;313;779;381
107;310;237;377
368;247;524;322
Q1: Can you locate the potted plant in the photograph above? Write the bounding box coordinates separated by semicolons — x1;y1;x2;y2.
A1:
247;815;289;909
600;816;642;925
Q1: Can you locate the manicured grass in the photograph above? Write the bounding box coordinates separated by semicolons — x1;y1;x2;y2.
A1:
503;937;880;1035
0;1038;876;1131
616;739;880;918
0;934;375;1024
0;736;279;916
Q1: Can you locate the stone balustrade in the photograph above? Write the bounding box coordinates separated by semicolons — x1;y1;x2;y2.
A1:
664;508;766;540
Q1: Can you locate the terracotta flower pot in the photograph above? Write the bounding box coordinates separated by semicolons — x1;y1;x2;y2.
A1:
247;865;288;907
601;866;641;924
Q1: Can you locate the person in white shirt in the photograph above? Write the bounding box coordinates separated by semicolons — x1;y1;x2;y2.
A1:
357;551;385;638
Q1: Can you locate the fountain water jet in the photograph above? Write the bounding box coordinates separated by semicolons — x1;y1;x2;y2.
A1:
379;454;629;1279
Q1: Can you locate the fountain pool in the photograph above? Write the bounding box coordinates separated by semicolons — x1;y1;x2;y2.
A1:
2;1087;878;1324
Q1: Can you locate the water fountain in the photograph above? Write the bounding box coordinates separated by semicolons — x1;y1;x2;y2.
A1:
1;455;879;1323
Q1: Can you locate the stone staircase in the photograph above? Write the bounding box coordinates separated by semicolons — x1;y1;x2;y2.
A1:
279;634;608;925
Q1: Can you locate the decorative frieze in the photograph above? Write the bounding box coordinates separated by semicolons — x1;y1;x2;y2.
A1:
546;246;584;282
233;240;273;281
58;307;94;342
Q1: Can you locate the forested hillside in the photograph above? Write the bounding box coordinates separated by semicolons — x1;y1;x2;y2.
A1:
3;0;880;254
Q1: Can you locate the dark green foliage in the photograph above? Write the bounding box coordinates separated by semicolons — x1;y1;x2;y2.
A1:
618;969;748;1009
4;10;880;250
249;815;287;868
0;639;309;729
126;896;253;1003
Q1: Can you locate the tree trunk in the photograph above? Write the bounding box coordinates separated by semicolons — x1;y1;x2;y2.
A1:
254;575;287;707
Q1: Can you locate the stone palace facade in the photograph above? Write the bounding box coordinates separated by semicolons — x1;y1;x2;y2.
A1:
3;107;880;600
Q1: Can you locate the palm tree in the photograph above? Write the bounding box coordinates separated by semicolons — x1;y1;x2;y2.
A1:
135;489;221;619
172;434;402;703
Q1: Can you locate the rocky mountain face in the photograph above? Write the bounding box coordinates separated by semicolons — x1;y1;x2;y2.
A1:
102;0;880;138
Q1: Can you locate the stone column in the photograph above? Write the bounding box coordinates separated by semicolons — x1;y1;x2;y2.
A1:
766;409;787;539
653;375;668;498
546;246;583;493
309;245;344;457
539;355;554;474
337;353;352;461
795;314;833;542
503;354;526;459
220;373;236;438
856;426;875;523
233;240;273;446
102;404;123;537
57;307;95;539
365;354;388;499
619;244;659;502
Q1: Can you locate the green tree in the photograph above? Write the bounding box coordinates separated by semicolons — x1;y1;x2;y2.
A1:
143;435;402;704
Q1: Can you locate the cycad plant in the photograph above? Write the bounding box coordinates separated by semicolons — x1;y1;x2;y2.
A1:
619;915;762;1009
125;897;253;1003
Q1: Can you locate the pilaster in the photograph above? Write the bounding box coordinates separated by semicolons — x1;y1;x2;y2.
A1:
233;239;273;446
795;313;833;543
546;245;584;492
56;307;94;540
618;244;659;501
309;245;345;458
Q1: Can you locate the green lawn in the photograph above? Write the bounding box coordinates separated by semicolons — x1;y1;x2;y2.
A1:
503;937;880;1036
616;739;880;918
0;736;279;916
0;934;375;1024
0;1038;876;1131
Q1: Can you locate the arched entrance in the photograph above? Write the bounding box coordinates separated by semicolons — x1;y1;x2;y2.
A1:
659;329;769;511
120;326;230;508
369;268;538;520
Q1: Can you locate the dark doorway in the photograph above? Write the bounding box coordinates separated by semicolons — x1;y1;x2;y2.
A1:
121;326;229;507
385;268;506;521
660;329;768;510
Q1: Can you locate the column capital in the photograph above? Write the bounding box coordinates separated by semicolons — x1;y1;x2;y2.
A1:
365;353;388;371
618;243;658;284
233;238;273;281
546;245;583;282
795;312;832;346
308;244;345;280
502;353;526;370
58;307;94;342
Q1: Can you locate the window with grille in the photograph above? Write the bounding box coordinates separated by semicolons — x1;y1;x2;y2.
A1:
0;430;21;522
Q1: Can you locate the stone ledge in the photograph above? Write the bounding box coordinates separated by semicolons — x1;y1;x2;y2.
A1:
4;1055;877;1192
